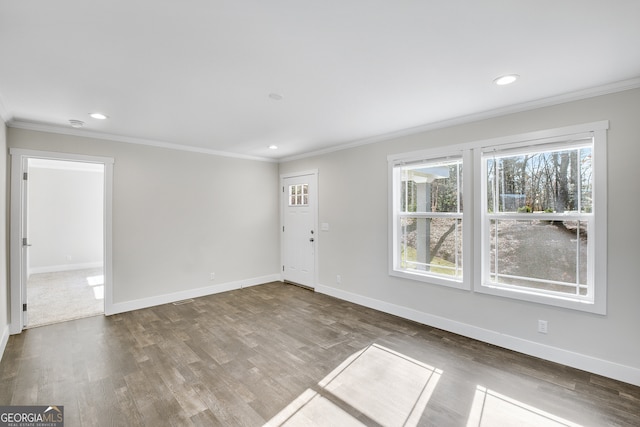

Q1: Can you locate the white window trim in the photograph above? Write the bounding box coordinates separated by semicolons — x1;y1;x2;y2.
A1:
388;148;472;290
473;122;608;314
388;120;608;314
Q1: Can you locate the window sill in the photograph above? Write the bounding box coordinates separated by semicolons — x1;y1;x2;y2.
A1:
476;282;606;315
389;269;470;290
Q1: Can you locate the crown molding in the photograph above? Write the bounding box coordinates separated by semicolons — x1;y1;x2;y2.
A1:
7;119;276;163
5;77;640;163
278;77;640;163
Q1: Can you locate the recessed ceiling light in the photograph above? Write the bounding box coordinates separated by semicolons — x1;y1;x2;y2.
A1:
268;93;284;101
268;145;278;150
69;119;84;128
494;74;519;86
89;112;108;119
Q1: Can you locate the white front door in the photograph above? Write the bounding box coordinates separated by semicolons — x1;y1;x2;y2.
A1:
282;172;317;288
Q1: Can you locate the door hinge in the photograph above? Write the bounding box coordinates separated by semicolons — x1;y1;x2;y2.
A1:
282;226;285;232
23;303;27;312
282;265;285;272
23;172;28;180
22;237;28;246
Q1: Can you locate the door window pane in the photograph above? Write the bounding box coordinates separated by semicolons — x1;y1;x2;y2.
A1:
289;184;309;206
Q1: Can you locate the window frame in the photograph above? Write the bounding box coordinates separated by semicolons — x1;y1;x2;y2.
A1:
388;121;608;314
474;125;608;314
388;148;472;290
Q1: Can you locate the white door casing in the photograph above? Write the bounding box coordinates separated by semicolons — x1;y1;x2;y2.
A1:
9;149;115;334
281;171;318;288
20;157;29;327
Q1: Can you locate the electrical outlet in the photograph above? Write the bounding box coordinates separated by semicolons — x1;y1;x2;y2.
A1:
210;273;215;280
538;320;548;334
336;275;342;284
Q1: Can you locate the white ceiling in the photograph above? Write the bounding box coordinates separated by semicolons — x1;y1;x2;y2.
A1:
1;1;639;161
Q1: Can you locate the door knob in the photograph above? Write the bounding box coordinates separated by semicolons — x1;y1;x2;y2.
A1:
309;238;315;242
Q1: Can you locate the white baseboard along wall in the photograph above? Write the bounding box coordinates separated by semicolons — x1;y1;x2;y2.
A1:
315;283;640;388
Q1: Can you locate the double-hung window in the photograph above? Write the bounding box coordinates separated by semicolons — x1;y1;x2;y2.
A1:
476;125;607;313
389;121;607;313
389;151;469;289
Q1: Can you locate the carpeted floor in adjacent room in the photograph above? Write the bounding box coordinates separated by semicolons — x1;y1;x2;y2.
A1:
26;267;104;328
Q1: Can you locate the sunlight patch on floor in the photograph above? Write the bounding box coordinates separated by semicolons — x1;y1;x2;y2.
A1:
466;385;582;427
92;285;104;300
86;275;104;286
86;275;104;300
266;343;442;426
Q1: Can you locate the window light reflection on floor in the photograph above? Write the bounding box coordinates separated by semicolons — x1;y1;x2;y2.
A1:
265;343;443;426
86;275;105;300
466;385;582;427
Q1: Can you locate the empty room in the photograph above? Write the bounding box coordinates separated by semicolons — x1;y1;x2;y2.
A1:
0;1;639;426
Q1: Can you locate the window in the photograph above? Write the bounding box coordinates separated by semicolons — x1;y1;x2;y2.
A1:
289;184;308;206
483;139;593;295
390;152;468;289
389;121;608;313
477;126;607;313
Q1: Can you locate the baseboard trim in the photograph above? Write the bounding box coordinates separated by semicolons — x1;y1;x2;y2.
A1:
106;274;281;315
0;325;9;363
315;283;640;387
29;262;103;275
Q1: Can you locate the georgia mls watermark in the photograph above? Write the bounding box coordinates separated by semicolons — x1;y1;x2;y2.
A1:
0;406;64;427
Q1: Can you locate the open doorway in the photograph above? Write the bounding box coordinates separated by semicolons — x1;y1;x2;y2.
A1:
9;148;114;334
25;158;105;327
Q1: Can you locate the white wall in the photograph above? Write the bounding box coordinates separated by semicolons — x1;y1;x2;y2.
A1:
0;118;8;358
279;88;640;386
28;163;104;274
8;130;281;309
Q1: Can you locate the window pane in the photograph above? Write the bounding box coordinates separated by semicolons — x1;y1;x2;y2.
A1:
487;146;592;213
579;148;593;213
289;184;309;206
289;185;295;205
489;219;588;295
399;160;462;213
400;217;462;278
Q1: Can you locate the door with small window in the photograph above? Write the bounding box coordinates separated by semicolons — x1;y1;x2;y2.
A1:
282;172;317;288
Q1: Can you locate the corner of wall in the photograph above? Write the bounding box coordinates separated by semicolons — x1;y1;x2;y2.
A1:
0;117;8;361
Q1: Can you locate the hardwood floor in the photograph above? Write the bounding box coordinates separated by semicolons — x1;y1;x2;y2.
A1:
1;282;638;426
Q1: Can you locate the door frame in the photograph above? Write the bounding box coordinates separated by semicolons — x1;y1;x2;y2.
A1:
280;169;319;288
9;148;115;334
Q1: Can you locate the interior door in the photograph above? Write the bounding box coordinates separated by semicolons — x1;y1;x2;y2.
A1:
282;173;317;288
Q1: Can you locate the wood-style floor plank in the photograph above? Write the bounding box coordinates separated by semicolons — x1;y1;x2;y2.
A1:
1;282;638;426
